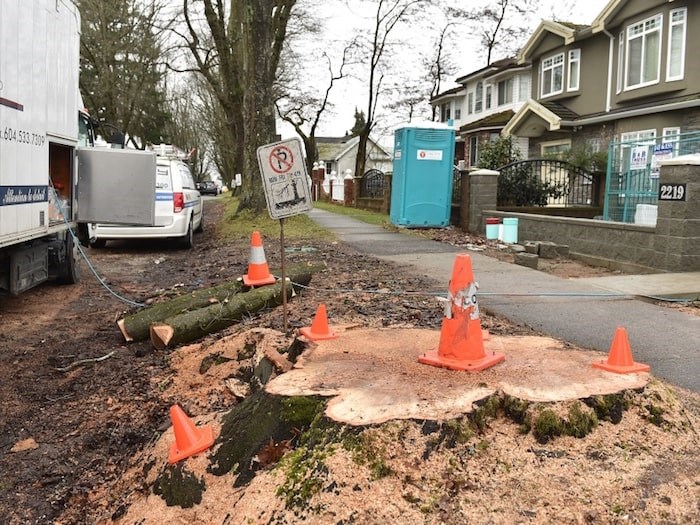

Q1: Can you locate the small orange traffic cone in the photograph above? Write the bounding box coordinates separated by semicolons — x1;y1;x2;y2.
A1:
168;404;215;464
300;303;338;341
419;254;505;372
243;231;276;287
593;327;650;374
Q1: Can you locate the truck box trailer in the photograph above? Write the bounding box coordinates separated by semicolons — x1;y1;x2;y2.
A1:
0;0;156;295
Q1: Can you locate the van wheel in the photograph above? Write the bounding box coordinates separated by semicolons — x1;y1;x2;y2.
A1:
57;233;79;284
180;219;194;249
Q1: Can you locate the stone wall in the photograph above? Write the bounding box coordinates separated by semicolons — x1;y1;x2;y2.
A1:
467;159;700;273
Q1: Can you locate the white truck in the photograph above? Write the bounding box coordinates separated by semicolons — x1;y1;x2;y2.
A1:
0;0;156;295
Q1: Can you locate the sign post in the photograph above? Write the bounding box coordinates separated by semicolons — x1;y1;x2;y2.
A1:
257;139;313;333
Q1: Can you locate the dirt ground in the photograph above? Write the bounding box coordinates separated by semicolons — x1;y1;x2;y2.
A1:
1;200;698;525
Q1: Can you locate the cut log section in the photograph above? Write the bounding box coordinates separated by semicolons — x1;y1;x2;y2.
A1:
118;263;322;342
118;280;245;342
149;269;315;350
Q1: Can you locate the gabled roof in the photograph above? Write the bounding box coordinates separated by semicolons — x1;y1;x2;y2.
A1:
503;99;564;136
517;20;579;63
590;0;628;34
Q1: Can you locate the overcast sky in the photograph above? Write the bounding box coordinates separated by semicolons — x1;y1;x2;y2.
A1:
280;0;611;141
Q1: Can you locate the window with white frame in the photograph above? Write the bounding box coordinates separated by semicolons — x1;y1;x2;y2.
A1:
440;103;451;122
667;8;686;81
455;105;462;120
541;53;564;97
568;49;580;91
498;78;514;105
518;74;530;101
468;92;474;115
475;81;483;113
469;136;478;166
663;127;681;154
617;31;624;93
485;85;492;110
625;14;662;89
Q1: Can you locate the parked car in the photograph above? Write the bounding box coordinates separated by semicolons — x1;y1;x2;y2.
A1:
198;180;220;196
88;157;203;249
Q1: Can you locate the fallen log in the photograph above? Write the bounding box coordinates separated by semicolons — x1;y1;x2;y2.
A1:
118;280;245;342
118;263;321;342
149;269;314;350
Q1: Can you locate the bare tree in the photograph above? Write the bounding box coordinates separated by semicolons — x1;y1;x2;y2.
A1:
166;76;213;183
275;44;355;175
352;0;425;180
448;0;535;66
180;0;296;213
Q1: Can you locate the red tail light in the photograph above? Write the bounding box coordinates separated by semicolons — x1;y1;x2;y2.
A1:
173;192;185;213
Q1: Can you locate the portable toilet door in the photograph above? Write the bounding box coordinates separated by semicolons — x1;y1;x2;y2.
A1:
389;125;455;228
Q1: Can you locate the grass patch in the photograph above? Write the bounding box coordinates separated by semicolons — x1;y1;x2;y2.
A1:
313;200;390;226
216;196;333;241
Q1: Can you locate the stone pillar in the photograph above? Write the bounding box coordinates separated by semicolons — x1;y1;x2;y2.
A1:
344;170;355;207
382;171;392;214
458;170;470;231
653;159;700;271
467;169;499;234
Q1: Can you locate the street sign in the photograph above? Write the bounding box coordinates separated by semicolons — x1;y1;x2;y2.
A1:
257;138;313;219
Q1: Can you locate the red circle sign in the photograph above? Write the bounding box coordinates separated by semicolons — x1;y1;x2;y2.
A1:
269;146;294;174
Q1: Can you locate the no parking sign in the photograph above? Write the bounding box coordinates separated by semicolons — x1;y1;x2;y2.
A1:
256;138;312;219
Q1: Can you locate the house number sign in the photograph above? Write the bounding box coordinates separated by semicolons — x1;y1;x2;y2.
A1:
658;183;686;201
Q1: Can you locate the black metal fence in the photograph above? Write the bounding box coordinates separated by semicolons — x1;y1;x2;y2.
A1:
359;169;385;198
497;159;598;207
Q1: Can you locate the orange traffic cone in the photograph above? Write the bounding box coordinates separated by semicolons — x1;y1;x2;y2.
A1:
419;254;505;372
168;404;215;464
593;327;650;374
242;231;276;287
300;303;338;341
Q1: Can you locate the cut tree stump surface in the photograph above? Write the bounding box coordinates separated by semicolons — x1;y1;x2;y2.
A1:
266;328;649;425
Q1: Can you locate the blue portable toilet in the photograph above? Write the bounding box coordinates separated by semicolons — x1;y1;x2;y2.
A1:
390;124;455;228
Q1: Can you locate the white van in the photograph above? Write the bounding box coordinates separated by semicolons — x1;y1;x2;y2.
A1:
88;157;203;248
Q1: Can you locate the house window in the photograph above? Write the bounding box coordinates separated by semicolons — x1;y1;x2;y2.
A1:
667;8;686;81
474;81;483;113
468;92;474;115
541;53;564;97
625;14;662;89
518;75;530;101
440;103;451;122
455;106;461;120
485;85;492;110
541;139;570;158
325;161;333;174
568;49;580;91
663;127;681;154
498;78;514;105
469;136;478;166
616;32;624;93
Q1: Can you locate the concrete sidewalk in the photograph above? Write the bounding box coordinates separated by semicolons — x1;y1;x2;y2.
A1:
308;208;700;393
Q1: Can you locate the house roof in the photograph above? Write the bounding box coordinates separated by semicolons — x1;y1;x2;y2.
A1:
316;135;391;163
505;93;700;137
455;57;519;84
459;110;515;134
517;20;579;63
430;85;466;103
